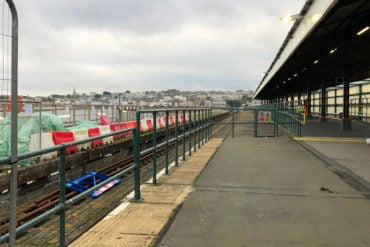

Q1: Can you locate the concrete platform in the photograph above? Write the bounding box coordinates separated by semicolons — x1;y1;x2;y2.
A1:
157;135;370;246
298;118;370;192
70;118;370;246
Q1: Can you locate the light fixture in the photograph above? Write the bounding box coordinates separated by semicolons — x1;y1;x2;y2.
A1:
329;48;337;54
283;81;286;84
280;13;322;23
310;14;322;23
280;14;303;22
294;73;298;77
313;59;319;64
357;26;369;36
288;77;291;81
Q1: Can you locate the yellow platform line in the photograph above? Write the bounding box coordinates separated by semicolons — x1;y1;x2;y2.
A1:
294;137;366;143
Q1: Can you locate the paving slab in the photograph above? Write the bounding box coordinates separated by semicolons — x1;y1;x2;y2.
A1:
140;184;191;204
158;170;200;185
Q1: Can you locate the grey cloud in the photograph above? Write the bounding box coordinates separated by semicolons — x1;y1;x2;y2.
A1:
19;0;186;35
19;0;302;34
12;0;306;96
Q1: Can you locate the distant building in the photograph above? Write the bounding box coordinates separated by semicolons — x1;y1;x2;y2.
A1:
212;101;227;108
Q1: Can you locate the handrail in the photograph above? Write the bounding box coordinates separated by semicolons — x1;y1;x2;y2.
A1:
0;107;248;245
0;127;140;246
135;108;212;185
4;0;20;245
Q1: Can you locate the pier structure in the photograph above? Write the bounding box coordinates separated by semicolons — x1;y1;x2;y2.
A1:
0;0;370;246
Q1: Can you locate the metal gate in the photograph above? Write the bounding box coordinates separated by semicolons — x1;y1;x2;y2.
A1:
213;106;301;138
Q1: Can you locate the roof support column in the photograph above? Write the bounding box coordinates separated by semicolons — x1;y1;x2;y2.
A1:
290;94;294;111
334;88;337;117
306;87;312;119
358;84;363;121
320;81;327;122
341;72;351;130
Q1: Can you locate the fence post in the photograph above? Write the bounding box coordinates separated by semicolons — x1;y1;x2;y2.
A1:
38;103;42;149
198;109;201;148
7;0;19;245
165;110;169;175
152;111;157;185
175;110;179;167
298;113;302;136
194;110;197;152
182;109;186;161
232;109;235;138
188;110;192;156
134;112;141;201
204;109;208;143
72;104;76;126
254;109;257;137
274;104;279;137
88;105;91;121
59;146;67;247
210;109;213;139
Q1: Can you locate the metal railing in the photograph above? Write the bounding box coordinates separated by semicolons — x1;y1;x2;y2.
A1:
211;108;259;137
0;127;139;246
0;107;213;246
276;102;303;136
277;109;302;136
135;108;212;186
251;103;302;136
309;83;370;122
0;102;139;126
214;102;302;138
350;97;369;123
2;1;19;246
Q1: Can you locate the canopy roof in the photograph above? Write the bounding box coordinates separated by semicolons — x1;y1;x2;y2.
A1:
254;0;370;99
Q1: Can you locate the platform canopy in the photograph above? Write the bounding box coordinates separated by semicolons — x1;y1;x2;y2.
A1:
253;0;370;99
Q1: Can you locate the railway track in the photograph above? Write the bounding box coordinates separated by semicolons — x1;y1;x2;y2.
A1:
0;139;178;235
0;111;232;246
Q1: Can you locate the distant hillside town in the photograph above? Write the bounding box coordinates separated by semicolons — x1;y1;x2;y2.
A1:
17;89;259;108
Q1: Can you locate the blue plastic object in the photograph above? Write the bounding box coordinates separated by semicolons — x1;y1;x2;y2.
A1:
66;171;120;198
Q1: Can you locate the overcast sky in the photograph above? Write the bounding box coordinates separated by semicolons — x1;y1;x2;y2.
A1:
11;0;305;96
